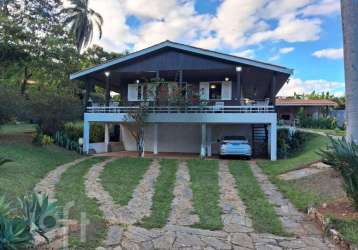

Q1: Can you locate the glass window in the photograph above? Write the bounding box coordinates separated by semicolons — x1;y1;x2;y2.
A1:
209;82;222;100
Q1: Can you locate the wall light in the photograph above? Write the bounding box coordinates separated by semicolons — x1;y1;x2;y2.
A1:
225;77;230;81
136;79;140;84
104;71;111;77
236;66;242;72
210;84;216;89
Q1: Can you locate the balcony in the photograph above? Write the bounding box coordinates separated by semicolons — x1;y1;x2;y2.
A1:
85;105;275;114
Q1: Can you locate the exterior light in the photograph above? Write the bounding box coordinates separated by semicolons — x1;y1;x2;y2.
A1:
236;66;242;72
136;79;140;84
225;77;229;81
210;84;216;89
104;71;111;77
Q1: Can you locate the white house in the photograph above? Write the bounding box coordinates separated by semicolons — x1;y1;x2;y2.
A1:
70;41;293;160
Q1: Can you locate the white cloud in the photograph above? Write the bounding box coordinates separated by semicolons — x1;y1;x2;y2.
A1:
279;47;295;54
233;49;256;59
277;78;344;96
313;48;343;59
302;0;340;16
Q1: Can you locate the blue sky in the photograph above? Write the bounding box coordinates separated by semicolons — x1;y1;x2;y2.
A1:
86;0;344;96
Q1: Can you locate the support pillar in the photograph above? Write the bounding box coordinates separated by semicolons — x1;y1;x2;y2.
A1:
270;122;277;161
104;123;110;153
105;75;111;106
153;124;158;155
207;126;212;157
83;120;90;154
200;124;207;159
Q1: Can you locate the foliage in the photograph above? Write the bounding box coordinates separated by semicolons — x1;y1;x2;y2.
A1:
0;215;33;250
63;0;103;52
0;86;27;125
41;135;54;146
19;193;58;242
0;197;12;218
320;138;358;209
277;128;307;159
0;193;58;250
297;109;337;129
293;90;345;108
29;90;82;135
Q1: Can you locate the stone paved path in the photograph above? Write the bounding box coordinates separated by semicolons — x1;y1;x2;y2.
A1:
34;157;88;202
168;161;199;226
94;160;338;250
249;160;323;237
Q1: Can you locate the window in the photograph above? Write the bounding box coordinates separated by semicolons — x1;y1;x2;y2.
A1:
209;82;222;100
281;114;290;120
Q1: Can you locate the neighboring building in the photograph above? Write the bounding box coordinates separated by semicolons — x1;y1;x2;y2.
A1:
276;98;337;126
330;109;346;128
70;41;293;160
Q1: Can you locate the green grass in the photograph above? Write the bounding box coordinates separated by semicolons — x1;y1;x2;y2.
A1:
139;159;178;228
100;157;152;206
187;160;222;230
0;143;79;201
257;134;330;211
259;134;329;176
306;128;346;137
56;157;107;249
0;123;36;134
229;161;286;235
330;218;358;245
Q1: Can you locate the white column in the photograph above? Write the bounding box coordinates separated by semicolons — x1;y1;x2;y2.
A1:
104;123;110;153
207;126;212;157
153;124;158;155
270;121;277;161
200;124;207;159
83;120;90;154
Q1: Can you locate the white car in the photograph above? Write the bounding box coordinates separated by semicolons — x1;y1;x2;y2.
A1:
219;136;252;158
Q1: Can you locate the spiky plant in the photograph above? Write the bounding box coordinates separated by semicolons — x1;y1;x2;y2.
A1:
320;137;358;209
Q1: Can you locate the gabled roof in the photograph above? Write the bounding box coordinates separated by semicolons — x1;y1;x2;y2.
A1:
276;99;337;107
70;40;293;80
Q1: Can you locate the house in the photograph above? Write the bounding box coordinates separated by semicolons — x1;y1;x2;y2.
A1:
276;98;337;126
70;41;293;160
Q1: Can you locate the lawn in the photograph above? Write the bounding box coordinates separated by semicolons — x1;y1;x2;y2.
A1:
0;123;36;134
0;143;79;201
187;159;222;230
330;218;358;246
100;157;152;206
306;128;346;137
229;161;286;235
139;159;178;228
56;157;107;249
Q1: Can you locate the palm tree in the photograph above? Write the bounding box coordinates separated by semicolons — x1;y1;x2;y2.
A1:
63;0;103;52
341;0;358;143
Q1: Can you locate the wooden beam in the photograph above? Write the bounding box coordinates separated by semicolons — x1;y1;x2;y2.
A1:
237;70;241;101
272;73;277;105
105;76;111;106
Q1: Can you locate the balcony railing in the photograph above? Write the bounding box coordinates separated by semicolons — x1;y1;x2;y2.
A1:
85;105;275;114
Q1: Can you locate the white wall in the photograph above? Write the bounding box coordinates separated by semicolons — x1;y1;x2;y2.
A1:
120;123;252;154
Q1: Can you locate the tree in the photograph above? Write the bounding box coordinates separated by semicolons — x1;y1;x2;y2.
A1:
63;0;103;52
341;0;358;143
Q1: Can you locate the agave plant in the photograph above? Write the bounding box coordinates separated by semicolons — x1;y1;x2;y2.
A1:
0;215;33;250
19;193;58;242
320;137;358;209
0;197;12;218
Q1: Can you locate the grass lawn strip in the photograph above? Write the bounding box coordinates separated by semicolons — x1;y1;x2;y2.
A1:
330;218;358;245
139;159;178;228
187;159;222;230
228;160;286;235
0;143;79;201
258;135;330;211
100;157;152;206
55;157;108;249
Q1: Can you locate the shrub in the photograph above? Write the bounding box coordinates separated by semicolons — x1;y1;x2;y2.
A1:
41;135;54;145
277;128;307;159
320;138;358;209
0;85;27;125
297;110;337;129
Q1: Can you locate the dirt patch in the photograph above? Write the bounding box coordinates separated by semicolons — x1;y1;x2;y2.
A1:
317;198;358;220
290;168;346;202
0;133;34;144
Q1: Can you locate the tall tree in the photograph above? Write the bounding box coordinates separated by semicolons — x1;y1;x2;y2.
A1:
64;0;103;52
341;0;358;143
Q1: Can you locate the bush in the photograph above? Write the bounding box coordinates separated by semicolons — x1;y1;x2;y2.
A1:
297;109;337;129
277;128;307;159
0;85;27;125
320;138;358;209
29;90;82;135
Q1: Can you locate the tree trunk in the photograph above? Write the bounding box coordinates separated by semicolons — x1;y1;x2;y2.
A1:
341;0;358;143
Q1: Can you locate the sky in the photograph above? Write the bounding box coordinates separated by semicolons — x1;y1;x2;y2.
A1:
82;0;344;97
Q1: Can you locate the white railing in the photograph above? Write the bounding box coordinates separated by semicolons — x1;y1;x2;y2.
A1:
86;105;275;113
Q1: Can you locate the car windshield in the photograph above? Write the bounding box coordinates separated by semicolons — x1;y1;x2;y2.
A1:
223;136;246;140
